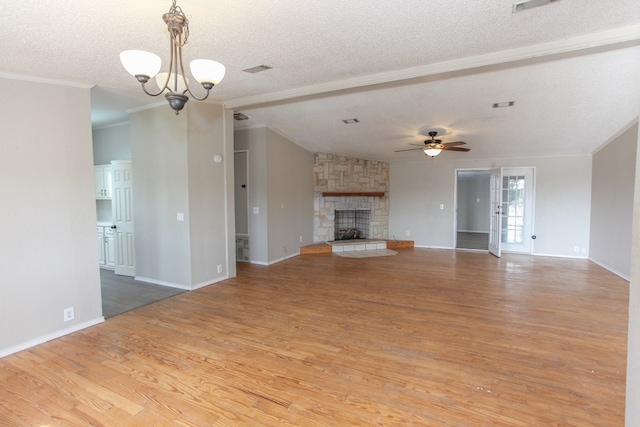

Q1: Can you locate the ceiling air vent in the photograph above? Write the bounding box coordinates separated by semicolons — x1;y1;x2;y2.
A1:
492;101;515;108
242;65;273;74
233;112;249;121
342;118;360;124
513;0;559;13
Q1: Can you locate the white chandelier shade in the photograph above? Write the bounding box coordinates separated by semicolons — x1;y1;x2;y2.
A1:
120;50;162;80
190;59;226;85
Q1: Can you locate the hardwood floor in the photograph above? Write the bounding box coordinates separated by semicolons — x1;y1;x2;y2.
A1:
100;269;185;318
0;249;629;426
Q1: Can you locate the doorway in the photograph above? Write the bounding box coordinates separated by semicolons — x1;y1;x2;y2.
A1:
234;151;250;262
489;167;536;257
455;170;491;250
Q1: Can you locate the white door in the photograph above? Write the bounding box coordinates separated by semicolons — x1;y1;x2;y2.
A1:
500;168;534;254
111;160;136;276
488;168;502;257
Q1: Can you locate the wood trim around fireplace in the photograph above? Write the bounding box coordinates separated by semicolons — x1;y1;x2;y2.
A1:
321;192;385;197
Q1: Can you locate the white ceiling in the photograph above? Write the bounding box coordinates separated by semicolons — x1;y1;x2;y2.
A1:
3;0;640;162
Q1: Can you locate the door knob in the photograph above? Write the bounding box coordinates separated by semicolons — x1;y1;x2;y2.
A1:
111;225;117;229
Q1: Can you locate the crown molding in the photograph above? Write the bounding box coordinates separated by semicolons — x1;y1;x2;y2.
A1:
0;71;94;89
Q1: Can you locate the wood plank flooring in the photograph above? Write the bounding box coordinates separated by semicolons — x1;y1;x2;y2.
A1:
0;249;629;426
100;269;185;318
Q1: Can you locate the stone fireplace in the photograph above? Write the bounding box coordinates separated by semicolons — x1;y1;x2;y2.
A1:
313;153;389;243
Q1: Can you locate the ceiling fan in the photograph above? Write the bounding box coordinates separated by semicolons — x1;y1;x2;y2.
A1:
395;131;470;157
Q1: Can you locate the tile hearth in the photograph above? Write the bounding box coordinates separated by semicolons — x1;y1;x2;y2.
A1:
327;239;387;253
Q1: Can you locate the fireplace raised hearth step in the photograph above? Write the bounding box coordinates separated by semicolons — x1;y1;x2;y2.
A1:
328;239;386;253
299;240;413;255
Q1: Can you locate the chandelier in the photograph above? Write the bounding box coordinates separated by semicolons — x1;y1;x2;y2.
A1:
120;0;225;115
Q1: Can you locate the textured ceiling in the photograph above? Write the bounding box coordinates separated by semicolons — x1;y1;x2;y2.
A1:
2;0;639;162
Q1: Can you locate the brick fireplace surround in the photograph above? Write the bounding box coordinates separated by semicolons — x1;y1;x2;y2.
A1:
313;153;389;243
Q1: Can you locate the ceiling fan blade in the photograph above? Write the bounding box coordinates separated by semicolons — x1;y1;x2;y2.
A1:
394;147;424;152
443;146;470;152
442;141;466;147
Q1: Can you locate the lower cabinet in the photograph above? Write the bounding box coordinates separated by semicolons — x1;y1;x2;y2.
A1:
98;226;115;269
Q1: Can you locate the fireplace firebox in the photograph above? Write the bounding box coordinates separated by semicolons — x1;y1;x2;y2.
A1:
334;209;370;240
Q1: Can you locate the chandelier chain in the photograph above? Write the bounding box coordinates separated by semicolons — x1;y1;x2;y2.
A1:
168;0;189;47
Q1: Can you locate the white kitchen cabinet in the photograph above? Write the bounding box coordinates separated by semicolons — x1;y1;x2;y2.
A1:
94;165;113;199
97;226;105;266
104;226;115;268
97;225;115;269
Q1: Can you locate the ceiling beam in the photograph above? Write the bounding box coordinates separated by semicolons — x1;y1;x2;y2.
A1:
225;24;640;110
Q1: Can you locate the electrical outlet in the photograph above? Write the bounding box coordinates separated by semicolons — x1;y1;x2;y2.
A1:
573;245;580;253
177;212;184;221
63;307;75;322
405;230;410;236
217;264;222;274
439;204;444;210
299;235;303;243
252;207;259;214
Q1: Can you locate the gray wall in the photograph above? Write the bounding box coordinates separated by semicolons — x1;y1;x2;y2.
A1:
627;120;640;427
266;128;314;262
390;155;592;257
590;123;637;280
457;172;490;233
234;127;314;265
235;128;269;264
0;77;103;356
92;122;131;165
187;104;235;286
131;103;234;289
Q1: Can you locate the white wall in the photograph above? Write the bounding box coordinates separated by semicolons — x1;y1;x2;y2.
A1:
627;119;640;427
390;155;592;257
131;103;234;289
590;123;637;280
266;128;314;262
0;77;103;356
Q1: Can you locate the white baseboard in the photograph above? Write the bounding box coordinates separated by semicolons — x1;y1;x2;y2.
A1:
588;258;631;282
414;245;454;250
457;230;489;234
0;317;104;359
533;252;588;259
251;252;301;266
135;276;191;290
192;276;229;290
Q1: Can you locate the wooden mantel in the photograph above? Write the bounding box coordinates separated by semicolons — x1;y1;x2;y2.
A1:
322;192;385;197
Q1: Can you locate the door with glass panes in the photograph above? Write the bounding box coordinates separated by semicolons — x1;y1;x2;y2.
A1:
500;168;534;253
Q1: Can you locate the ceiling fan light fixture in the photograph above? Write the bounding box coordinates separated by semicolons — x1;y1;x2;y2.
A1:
424;147;443;157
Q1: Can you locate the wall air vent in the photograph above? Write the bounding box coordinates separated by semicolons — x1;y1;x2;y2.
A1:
513;0;559;13
233;112;249;120
242;65;273;74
